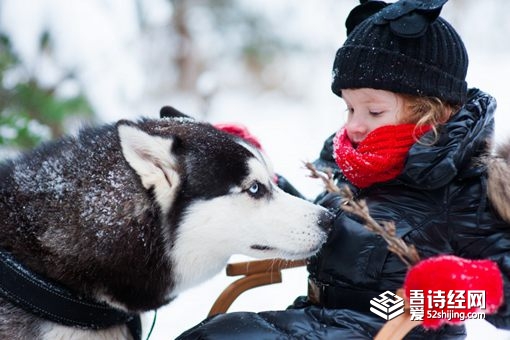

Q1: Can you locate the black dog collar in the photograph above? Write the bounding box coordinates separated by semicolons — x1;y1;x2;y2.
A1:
0;249;141;339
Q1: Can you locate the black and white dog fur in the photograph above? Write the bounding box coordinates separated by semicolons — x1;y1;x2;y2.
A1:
0;108;331;339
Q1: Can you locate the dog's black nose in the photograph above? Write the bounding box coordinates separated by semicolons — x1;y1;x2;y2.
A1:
318;210;335;232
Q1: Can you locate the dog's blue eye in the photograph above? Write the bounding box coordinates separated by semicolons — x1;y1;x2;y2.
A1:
248;182;259;194
246;181;267;199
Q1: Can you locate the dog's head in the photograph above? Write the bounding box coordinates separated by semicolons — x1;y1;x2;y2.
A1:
118;112;332;293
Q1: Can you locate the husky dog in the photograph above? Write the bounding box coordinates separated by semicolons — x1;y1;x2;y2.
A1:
0;108;332;339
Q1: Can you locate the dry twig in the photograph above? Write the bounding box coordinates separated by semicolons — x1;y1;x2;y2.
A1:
304;161;420;267
304;161;341;194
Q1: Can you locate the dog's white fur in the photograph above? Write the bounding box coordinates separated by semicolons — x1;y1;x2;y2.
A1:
171;159;325;295
40;323;128;340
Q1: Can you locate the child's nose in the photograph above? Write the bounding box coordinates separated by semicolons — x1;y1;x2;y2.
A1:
345;118;368;139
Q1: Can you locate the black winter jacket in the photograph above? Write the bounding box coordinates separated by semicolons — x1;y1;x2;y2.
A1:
177;89;510;339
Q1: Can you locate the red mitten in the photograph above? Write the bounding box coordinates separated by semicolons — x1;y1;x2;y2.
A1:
403;255;503;329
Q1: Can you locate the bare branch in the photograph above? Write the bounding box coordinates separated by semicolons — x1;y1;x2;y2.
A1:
305;162;420;267
304;161;341;194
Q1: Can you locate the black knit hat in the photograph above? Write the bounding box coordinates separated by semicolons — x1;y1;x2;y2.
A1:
332;0;468;105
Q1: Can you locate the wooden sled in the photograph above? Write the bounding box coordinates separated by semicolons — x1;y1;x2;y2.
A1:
208;258;306;317
209;258;419;340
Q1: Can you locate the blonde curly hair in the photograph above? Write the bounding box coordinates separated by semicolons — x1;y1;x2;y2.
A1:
400;94;460;143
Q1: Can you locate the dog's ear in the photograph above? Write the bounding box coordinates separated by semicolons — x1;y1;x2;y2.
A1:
117;123;180;211
160;106;191;119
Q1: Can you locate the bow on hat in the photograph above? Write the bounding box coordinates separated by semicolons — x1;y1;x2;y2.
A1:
346;0;448;38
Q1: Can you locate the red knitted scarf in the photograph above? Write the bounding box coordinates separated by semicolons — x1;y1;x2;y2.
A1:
333;124;431;188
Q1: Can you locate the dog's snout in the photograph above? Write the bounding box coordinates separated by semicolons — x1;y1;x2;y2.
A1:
318;210;334;232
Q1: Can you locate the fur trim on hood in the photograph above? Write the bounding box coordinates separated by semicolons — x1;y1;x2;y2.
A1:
486;140;510;223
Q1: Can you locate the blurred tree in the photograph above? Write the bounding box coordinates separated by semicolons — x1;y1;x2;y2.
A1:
0;31;94;153
166;0;300;92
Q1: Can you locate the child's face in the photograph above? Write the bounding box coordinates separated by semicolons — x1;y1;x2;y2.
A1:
342;88;407;145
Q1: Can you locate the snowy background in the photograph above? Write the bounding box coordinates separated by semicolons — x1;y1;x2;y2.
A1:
1;0;510;339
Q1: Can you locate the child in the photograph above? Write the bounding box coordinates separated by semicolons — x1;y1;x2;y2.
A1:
177;0;510;338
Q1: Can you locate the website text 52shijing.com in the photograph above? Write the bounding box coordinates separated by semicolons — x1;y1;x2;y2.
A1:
426;309;486;321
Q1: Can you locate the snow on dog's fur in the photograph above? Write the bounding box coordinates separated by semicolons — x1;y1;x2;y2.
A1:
0;108;332;339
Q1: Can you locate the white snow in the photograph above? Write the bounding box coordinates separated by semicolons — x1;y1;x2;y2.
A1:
1;0;510;339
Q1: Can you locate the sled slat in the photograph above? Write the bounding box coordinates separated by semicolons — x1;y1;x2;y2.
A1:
208;272;282;317
374;289;419;340
208;259;306;317
226;259;306;276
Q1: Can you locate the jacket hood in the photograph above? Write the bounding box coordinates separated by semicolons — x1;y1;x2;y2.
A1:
397;88;496;189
